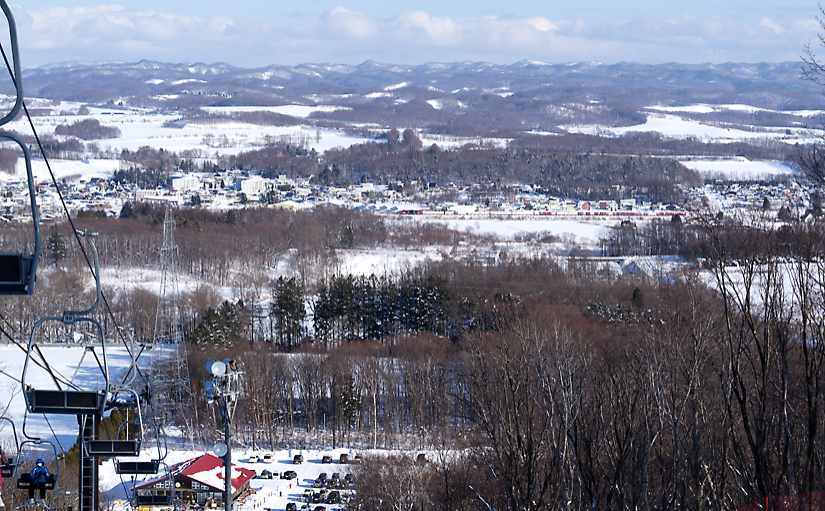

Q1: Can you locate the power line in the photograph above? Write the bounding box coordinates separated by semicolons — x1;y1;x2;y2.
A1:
0;313;80;390
0;42;142;371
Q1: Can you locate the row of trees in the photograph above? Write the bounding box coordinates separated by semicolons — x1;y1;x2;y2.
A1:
344;223;825;510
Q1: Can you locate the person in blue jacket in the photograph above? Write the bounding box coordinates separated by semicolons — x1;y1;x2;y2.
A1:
28;459;50;500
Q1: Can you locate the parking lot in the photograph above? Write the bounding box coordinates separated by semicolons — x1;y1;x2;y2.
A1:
235;449;357;511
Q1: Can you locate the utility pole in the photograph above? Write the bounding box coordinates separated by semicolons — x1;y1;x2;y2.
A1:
223;401;231;511
153;206;198;444
206;360;244;511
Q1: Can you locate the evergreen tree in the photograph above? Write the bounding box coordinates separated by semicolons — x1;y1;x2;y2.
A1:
46;230;67;266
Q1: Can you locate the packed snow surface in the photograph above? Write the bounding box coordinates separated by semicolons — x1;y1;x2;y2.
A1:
0;345;156;449
6;110;370;156
0;158;121;182
419;217;611;245
647;103;825;117
679;158;797;179
564;113;821;143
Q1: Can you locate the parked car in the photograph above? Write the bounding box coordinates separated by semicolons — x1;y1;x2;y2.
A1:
248;455;259;463
303;489;313;502
312;490;328;504
327;473;339;488
262;453;274;463
352;454;363;464
326;491;341;505
321;455;333;464
293;454;304;464
338;453;349;464
282;470;298;480
286;504;297;511
255;470;273;480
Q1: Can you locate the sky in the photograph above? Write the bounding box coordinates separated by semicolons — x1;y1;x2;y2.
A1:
4;0;824;67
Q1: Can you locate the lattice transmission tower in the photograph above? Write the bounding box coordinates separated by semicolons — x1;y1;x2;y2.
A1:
153;206;199;441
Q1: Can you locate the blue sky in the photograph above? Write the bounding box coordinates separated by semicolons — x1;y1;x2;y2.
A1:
7;1;823;66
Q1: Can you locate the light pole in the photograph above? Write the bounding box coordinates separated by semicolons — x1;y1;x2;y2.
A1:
206;360;244;511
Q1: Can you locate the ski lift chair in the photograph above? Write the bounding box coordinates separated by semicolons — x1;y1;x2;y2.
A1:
15;440;59;499
0;1;23;128
0;417;19;478
21;235;108;416
21;315;108;416
115;397;168;476
84;389;143;458
130;461;175;507
0;2;39;297
0;134;40;296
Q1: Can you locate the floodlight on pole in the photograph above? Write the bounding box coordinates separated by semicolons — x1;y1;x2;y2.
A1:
210;361;227;378
211;442;228;458
205;359;244;511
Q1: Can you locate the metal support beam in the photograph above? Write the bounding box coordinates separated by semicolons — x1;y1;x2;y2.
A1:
223;401;231;511
78;415;99;511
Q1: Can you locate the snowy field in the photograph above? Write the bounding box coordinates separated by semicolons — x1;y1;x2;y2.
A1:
0;345;158;449
416;217;611;245
679;158;797;180
563;113;822;144
0;158;122;182
332;248;444;276
4;107;371;157
647;103;825;117
91;267;233;300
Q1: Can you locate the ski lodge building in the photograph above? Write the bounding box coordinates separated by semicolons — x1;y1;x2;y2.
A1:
134;453;255;509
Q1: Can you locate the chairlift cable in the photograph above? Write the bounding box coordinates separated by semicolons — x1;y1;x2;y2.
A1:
41;414;65;455
0;42;142;371
0;318;79;391
0;367;21;384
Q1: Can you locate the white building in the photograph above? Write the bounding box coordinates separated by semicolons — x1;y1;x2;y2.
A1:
170;175;201;193
240;176;271;197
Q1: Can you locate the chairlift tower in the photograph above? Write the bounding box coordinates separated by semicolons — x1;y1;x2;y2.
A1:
206;361;244;511
153;207;198;441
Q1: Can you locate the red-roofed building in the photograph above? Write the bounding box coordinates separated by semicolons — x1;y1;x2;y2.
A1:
134;453;255;509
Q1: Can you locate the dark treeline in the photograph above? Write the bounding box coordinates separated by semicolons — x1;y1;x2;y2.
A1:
600;215;825;261
186;269;518;350
511;130;795;160
54;118;121;140
227;137;700;203
0;205;483;342
185;255;659;449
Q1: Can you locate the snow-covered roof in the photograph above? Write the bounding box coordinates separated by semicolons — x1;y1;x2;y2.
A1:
134;453;255;493
180;453;255;492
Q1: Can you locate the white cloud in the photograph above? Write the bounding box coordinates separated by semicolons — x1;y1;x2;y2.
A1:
396;11;462;45
324;6;376;40
760;17;785;35
7;3;820;66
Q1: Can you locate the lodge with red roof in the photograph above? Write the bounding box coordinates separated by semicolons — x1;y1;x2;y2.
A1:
133;453;255;509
